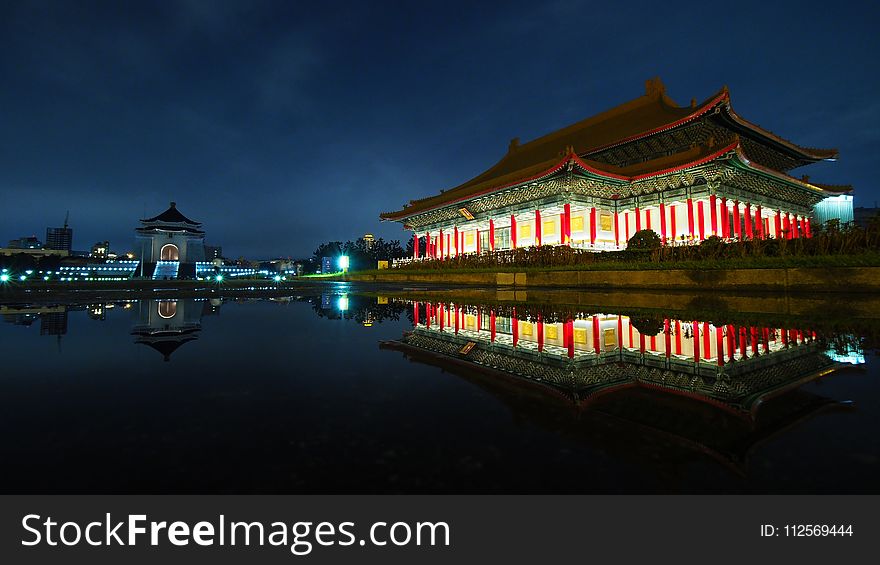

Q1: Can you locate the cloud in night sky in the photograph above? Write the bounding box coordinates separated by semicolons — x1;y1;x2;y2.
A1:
1;0;878;257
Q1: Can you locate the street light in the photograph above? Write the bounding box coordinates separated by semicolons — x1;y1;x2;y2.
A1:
0;273;9;283
338;255;349;273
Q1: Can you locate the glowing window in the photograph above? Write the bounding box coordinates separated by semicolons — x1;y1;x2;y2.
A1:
158;301;178;319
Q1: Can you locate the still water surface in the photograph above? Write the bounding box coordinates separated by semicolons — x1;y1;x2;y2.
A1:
0;286;876;493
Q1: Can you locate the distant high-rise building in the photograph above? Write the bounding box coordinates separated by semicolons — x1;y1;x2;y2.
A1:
90;241;110;260
8;236;42;249
204;244;223;260
362;233;375;249
46;212;73;251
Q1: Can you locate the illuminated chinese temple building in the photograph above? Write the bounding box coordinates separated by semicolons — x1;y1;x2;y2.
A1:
381;78;852;259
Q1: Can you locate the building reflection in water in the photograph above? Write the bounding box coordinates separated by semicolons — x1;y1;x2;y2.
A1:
381;301;865;474
130;299;207;362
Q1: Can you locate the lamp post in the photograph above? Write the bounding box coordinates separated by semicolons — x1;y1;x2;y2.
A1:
338;255;350;274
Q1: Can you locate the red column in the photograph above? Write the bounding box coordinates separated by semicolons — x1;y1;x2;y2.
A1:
454;305;459;334
619;317;624;350
453;226;459;257
439;304;445;331
744;203;753;239
537;314;544;352
566;319;574;359
755;205;763;239
805;218;812;238
413;302;419;326
490;310;496;342
686;199;695;240
535;209;542;246
477;308;481;332
697;201;705;240
693;321;701;363
670;205;677;243
439;229;444;259
512;307;518;346
710;195;717;236
489;219;495;251
727;325;736;362
703;322;711;360
425;302;431;327
733;201;741;239
797;216;804;239
659;203;667;244
664;318;671;358
762;327;770;353
751;327;759;355
592;315;600;354
774;211;781;239
625;212;630;241
720;198;728;239
645;208;652;231
476;230;481;254
783;214;791;239
563;203;572;245
635;206;641;232
590;207;597;245
413;233;419;259
739;327;748;359
716;326;724;366
511;215;517;248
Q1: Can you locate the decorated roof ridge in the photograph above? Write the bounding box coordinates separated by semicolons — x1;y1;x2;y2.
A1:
141;201;202;225
438;79;728;198
807;182;853;194
381;141;740;221
729;144;854;195
578;87;731;156
723;105;839;161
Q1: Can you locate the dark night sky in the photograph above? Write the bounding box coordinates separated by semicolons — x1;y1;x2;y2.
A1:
1;0;878;258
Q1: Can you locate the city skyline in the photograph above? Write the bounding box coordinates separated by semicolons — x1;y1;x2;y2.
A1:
2;0;877;257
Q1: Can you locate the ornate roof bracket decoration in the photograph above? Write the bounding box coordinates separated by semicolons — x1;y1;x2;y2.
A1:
393;138;834;229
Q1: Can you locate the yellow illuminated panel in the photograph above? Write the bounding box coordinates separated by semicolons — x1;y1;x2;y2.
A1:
521;322;533;336
519;224;532;239
571;216;585;233
377;296;388;304
465;315;476;328
574;328;587;344
545;325;558;340
604;328;616;347
465;233;475;247
543;220;556;237
600;214;613;232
